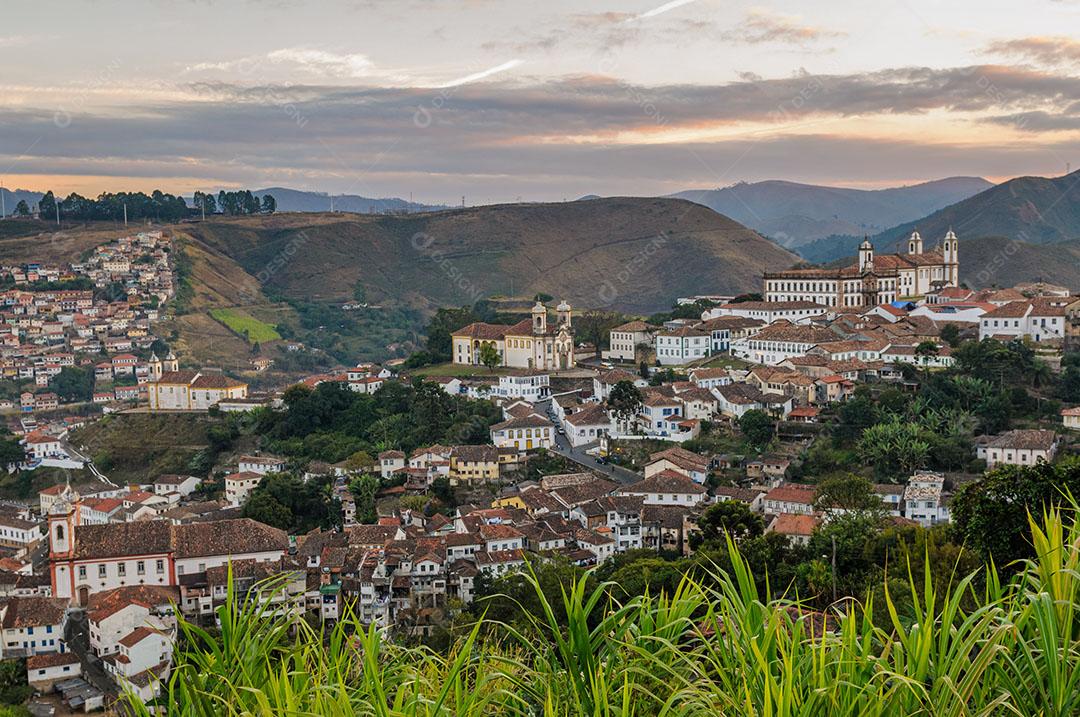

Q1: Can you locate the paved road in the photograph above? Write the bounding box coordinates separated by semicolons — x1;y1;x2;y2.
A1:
537;399;642;485
64;611;117;701
550;436;642;485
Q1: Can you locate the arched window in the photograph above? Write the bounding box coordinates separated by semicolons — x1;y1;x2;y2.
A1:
55;524;64;542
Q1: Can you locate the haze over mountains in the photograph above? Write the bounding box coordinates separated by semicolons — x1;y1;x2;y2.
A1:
670;177;993;248
250;188;445;214
0;188;46;216
797;169;1080;266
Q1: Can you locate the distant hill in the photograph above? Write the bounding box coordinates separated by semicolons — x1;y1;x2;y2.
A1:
0;188;43;217
670;177;992;247
181;197;799;314
251;187;445;214
869;170;1080;250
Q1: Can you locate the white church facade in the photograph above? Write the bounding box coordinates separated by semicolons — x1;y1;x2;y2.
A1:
764;231;960;308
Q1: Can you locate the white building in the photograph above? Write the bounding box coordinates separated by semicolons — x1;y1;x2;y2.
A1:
705;301;830;324
763;232;959;306
981;429;1060;469
978;299;1075;343
492;373;550;402
489;414;555;451
451;301;575;371
604;321;654;362
225;471;263;507
562;404;612;448
902;472;950;527
48;490;288;606
762;484;816;516
1063;407;1080;431
617;470;707;506
377;450;406;479
152;475;200;498
593;369;647;402
0;596;69;658
87;586;176;657
655;326;710;365
103;626;173;705
238;455;287;475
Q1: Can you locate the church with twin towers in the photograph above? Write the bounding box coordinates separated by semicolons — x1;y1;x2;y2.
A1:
763;230;960;308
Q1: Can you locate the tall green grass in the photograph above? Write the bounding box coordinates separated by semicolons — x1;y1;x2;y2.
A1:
131;505;1080;715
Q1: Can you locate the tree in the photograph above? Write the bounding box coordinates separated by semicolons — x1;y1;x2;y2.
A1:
342;450;375;473
13;200;29;217
813;473;885;518
0;436;25;470
353;281;367;303
738;409;774;449
939;322;961;348
478;341;501;371
350;474;380;524
951;456;1080;565
425;307;479;361
607;380;643;424
574;310;625;350
261;194;277;214
241;491;292;530
858;421;930;477
693;500;764;548
914;340;939;369
49;366;94;403
833;393;877;444
38;191;56;221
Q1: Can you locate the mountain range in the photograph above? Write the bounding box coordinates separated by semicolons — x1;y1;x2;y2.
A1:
251;187;445;214
669;177;992;247
0;188;45;216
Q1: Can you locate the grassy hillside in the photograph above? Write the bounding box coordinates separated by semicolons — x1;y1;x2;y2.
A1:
0;220;139;263
182;198;799;314
70;412;217;484
209;308;282;343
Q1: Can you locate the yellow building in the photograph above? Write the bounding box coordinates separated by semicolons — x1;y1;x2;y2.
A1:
448;445;501;485
452;301;575;370
148;371;248;411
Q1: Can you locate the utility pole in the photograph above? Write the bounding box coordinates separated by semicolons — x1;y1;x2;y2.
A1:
0;180;5;219
55;201;60;227
123;203;128;227
200;194;205;221
330;194;334;213
831;534;837;603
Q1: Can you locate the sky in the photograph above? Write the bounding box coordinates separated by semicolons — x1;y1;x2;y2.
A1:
1;0;1079;204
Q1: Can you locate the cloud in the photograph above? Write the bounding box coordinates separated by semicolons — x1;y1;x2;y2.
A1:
186;47;379;79
725;10;846;45
986;36;1080;67
3;62;1078;200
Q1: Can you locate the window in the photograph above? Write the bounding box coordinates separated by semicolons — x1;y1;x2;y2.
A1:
118;563;126;576
78;566;86;579
156;559;164;574
98;564;106;578
136;561;145;575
